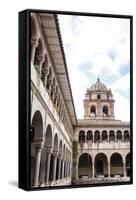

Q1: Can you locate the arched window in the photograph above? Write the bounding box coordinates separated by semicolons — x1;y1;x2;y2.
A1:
102;130;108;142
50;78;55;100
34;39;43;73
46;67;52;91
117;130;122;142
87;130;93;142
124;130;130;142
109;130;115;142
41;54;48;85
103;106;108;116
79;130;85;143
90;105;96;116
94;130;100;143
97;94;101;99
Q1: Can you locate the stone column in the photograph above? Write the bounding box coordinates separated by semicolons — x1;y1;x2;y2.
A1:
92;162;95;178
62;158;65;179
107;133;109;143
115;133;117;143
66;161;68;178
52;152;58;183
51;84;56;102
45;147;52;186
85;133;87;143
123;160;126;177
66;161;69;178
108;162;111;178
100;133;102;143
41;66;49;87
58;153;62;180
122;133;124;143
36;55;44;75
31;37;38;64
92;133;94;143
33;138;45;187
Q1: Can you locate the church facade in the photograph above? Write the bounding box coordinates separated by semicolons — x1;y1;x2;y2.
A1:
30;12;130;188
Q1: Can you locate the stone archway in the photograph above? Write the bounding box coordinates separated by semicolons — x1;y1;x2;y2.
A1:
31;110;44;187
110;153;123;177
126;153;130;177
44;124;53;185
95;153;108;177
49;133;59;182
78;153;92;178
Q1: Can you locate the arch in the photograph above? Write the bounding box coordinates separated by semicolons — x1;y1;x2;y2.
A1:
126;153;130;177
31;110;43;186
116;130;122;142
124;130;130;142
46;67;52;91
66;148;68;160
45;124;52;147
103;105;108;116
41;54;48;85
94;130;100;143
109;130;115;142
87;130;93;142
90;105;96;116
31;110;43;140
54;86;58;105
59;139;62;154
56;93;61;109
53;134;58;152
79;130;85;143
50;77;55;100
110;153;123;177
102;130;108;142
34;38;44;69
95;153;108;177
31;15;38;38
97;94;101;99
63;144;66;158
78;153;92;178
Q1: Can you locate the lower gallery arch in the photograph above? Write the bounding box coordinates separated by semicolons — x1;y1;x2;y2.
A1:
126;153;130;177
44;124;53;185
110;153;123;177
95;153;108;177
31;110;43;186
78;153;92;178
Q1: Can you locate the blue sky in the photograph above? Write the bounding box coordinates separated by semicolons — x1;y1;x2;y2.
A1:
58;15;130;121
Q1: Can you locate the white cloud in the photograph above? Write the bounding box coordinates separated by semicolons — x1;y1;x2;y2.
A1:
58;14;130;121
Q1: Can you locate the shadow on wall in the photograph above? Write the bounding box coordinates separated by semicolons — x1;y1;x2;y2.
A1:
8;181;18;187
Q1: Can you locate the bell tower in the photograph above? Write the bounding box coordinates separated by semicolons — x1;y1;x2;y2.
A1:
84;78;115;120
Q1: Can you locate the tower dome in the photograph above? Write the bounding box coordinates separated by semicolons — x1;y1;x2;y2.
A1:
90;78;108;92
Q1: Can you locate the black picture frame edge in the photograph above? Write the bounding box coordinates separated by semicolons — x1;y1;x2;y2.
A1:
19;10;30;191
19;9;133;191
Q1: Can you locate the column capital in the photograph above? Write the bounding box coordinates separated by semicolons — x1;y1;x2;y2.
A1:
58;153;63;159
123;160;126;164
52;151;58;158
31;36;38;47
45;145;52;154
34;138;45;150
36;55;44;64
